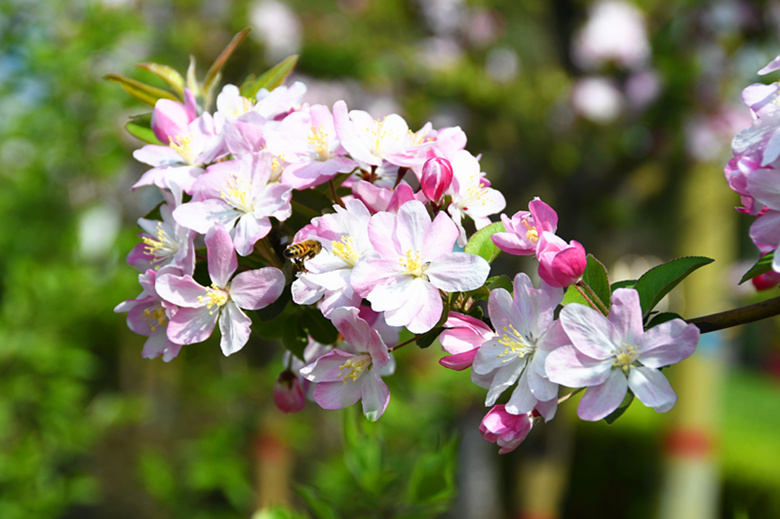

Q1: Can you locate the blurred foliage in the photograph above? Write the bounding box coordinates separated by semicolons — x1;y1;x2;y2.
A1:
3;0;780;518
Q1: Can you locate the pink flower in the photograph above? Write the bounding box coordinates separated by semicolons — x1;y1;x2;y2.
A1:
480;405;534;454
299;307;394;421
351;200;491;333
438;312;496;371
155;226;285;356
273;370;307;413
491;197;558;256
151;89;198;143
114;268;184;362
421;157;453;203
546;288;700;421
471;273;567;421
536;232;587;288
126;196;196;275
172;154;293;256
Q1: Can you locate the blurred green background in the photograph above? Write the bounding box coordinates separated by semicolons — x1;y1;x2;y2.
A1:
3;0;780;517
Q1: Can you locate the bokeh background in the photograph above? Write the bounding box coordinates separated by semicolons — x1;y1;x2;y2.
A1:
3;0;780;517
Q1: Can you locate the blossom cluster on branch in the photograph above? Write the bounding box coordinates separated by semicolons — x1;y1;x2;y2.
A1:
111;36;736;454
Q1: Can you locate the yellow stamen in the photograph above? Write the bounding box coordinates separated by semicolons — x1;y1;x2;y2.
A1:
141;222;178;267
522;218;539;244
612;342;639;372
496;323;535;362
308;124;330;161
197;284;229;315
142;306;168;332
220;174;251;213
332;236;358;267
338;355;371;382
169;134;195;164
399;249;428;278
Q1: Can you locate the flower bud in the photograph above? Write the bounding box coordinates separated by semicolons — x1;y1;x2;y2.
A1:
273;370;306;413
480;405;534;454
421;157;454;203
752;270;780;291
536;232;587;288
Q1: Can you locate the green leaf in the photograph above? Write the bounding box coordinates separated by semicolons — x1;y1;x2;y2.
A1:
104;73;178;106
581;254;611;309
561;255;609;309
136;62;185;97
285;188;334;235
463;221;505;263
302;306;339;345
296;485;340;519
405;437;457;508
281;313;308;360
604;391;634;425
125;113;161;145
487;274;513;294
739;252;774;284
241;55;300;98
645;311;684;329
203;27;252;99
611;279;636;291
635;256;714;317
416;327;444;349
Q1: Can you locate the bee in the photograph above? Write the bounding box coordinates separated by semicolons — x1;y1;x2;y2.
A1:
284;239;322;272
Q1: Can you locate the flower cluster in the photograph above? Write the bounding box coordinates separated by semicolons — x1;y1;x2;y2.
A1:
115;52;701;451
726;54;780;288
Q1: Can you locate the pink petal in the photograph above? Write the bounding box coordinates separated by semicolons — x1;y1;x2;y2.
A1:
167;306;218;345
360;371;390;421
628;366;677;412
545;345;612;387
155;274;208;308
218;301;251;356
577;370;628;421
638;319;699;368
229;267;285;310
206;225;238;288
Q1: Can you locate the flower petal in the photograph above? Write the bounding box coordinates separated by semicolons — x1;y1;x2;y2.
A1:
628;366;677;413
577;370;628;421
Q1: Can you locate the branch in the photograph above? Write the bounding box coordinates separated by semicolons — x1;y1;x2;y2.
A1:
686;295;780;333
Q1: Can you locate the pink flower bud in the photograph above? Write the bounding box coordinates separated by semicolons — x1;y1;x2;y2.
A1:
273;371;306;413
421;157;454;203
480;405;534;454
752;269;780;291
536;232;587;288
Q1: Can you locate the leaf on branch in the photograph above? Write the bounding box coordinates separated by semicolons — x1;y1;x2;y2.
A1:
646;311;684;329
463;221;505;264
240;55;300;98
604;391;634;425
739;252;774;284
487;274;513;294
104;74;178;106
136;62;185;98
125;114;161;145
203;27;252;98
635;256;714;318
302;306;339;345
416;327;445;349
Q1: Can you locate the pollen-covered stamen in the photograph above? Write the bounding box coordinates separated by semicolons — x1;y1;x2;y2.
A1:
197;284;229;315
612;342;639;372
228;96;256;118
308;124;330;161
338;354;372;382
220;174;253;213
142;305;168;332
332;236;359;267
521;218;539;244
496;323;535;362
169;133;196;164
399;249;429;279
141;222;179;266
365;117;398;156
464;181;492;208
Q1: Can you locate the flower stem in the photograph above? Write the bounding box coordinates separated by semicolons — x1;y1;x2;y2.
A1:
574;280;609;316
558;387;584;405
686;295;780;333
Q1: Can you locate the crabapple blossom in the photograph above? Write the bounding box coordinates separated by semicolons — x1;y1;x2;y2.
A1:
480;405;534;455
439;312;496;371
126;198;196;275
546;288;700;421
420;157;454;204
264;103;358;189
351;200;491;333
535;232;587;288
491;197;558;256
472;273;568;421
291;198;373;316
299;307;394;421
332;99;412;167
215;81;306;121
155;226;285;356
150;89;198;144
133;111;225;196
172;154;292;256
114;268;184;362
446;150;506;246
